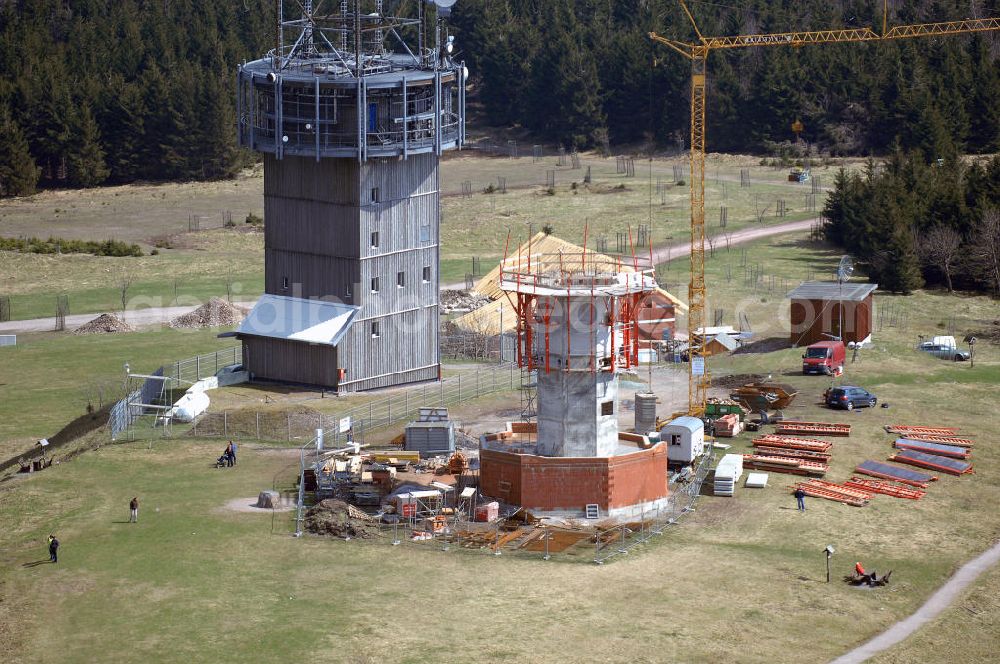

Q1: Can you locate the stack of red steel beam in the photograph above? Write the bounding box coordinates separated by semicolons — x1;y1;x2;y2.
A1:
743;453;827;476
753;434;833;452
884;424;959;436
792;479;870;506
776;421;851;437
753;446;831;462
844;477;926;500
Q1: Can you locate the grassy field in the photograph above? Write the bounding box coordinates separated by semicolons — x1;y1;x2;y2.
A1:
0;329;239;458
4;155;1000;663
0;153;835;319
1;334;998;664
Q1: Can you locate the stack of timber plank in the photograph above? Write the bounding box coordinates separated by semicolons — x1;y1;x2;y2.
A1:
793;479;870;507
843;477;926;500
776;421;851;437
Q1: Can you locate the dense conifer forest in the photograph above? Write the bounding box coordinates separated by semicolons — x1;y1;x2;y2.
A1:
0;1;998;292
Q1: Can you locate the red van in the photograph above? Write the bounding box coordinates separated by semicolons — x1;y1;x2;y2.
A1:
802;340;846;375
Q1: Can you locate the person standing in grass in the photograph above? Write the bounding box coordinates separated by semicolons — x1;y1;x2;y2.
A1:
794;487;806;511
129;496;139;523
230;441;237;466
47;535;59;563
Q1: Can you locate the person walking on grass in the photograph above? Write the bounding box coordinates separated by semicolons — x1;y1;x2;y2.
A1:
129;496;139;523
47;535;59;563
230;441;237;466
794;487;806;511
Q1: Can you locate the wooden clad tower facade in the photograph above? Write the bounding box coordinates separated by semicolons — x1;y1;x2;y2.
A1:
234;1;466;391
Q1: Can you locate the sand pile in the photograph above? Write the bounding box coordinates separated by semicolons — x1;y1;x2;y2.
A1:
304;499;380;539
169;297;248;329
73;313;135;335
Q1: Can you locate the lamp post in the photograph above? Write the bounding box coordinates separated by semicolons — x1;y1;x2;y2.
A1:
969;337;976;368
824;544;835;583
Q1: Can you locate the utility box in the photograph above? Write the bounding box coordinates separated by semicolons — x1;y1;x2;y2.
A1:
405;420;457;458
661;416;706;464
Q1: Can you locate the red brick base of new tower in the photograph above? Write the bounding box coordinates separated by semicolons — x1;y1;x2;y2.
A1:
479;442;669;519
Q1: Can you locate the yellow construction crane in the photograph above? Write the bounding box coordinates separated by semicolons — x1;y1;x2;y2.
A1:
650;1;1000;417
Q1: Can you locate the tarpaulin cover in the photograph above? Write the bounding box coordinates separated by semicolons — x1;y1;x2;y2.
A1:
894;449;973;474
894;438;969;458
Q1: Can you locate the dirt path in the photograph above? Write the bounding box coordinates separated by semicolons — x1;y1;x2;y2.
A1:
3;219;819;330
0;302;263;334
441;217;819;290
650;217;818;264
829;540;1000;663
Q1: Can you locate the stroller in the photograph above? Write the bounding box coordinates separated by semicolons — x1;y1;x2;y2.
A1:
215;451;232;468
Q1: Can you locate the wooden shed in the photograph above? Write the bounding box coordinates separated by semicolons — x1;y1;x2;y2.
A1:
786;281;877;347
232;294;360;389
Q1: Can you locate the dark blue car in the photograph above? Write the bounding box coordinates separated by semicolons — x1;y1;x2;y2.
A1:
825;386;877;411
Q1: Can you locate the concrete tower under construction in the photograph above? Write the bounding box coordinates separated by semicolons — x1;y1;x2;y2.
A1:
234;1;466;391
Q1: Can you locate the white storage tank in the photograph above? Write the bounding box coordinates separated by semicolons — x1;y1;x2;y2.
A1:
660;416;706;464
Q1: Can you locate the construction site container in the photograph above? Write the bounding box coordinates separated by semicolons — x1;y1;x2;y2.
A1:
661;416;706;464
405;421;456;458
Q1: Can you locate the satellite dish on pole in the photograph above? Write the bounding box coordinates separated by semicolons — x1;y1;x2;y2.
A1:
837;255;854;283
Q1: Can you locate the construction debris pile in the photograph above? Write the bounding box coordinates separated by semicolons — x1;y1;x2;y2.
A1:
169;297;248;329
73;313;135;334
303;499;380;539
440;289;490;314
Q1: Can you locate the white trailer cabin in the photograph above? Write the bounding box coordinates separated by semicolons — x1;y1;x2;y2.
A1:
661;416;706;463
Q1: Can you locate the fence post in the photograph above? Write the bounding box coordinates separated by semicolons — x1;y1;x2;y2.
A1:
215;352;219;375
287;412;291;442
388;397;392;424
196;355;200;379
404;390;408;418
458;375;462;402
256;412;260;440
224;411;228;436
476;369;480;397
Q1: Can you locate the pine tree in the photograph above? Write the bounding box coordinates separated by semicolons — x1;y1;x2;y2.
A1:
0;107;40;196
67;104;110;187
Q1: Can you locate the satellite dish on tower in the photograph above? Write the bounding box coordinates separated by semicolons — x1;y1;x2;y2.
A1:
425;0;457;16
837;255;854;283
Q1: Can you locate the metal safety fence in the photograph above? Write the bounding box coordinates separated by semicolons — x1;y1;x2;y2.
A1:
190;363;520;445
287;447;715;564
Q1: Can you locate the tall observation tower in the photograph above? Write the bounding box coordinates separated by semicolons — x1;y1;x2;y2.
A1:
234;1;466;391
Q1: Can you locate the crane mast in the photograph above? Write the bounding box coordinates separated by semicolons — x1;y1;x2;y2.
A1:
651;1;1000;417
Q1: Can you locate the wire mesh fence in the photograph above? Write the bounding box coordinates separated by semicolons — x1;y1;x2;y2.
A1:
189;363;519;445
287;447;715;564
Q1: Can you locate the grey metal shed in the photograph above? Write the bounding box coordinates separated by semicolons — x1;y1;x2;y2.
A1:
405;421;456;458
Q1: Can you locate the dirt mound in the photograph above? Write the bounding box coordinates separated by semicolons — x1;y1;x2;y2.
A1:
73;313;134;335
711;373;767;390
732;337;792;355
304;499;380;539
169;297;248;329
